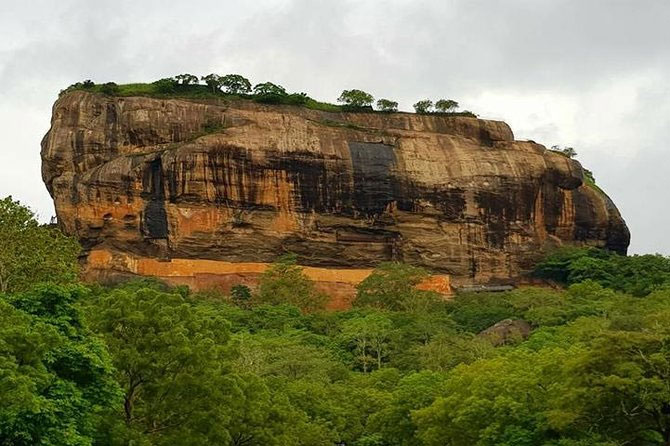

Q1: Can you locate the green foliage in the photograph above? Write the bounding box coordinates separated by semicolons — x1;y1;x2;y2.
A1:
221;73;252;94
0;196;80;293
338;89;374;108
100;81;119;95
551;144;578;158
535;247;670;296
201;73;223;92
152;77;178;94
434;99;459;113
255;254;328;312
341;313;394;372
0;285;120;445
354;262;439;312
413;99;433;114
231;284;252;308
8;209;670;445
84;284;235;445
174;73;199;85
376;98;398;112
253;81;287;96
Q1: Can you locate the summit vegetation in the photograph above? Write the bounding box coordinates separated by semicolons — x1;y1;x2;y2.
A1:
59;73;477;117
3;195;670;446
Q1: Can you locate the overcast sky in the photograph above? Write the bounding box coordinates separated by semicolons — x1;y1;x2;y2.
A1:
1;0;668;254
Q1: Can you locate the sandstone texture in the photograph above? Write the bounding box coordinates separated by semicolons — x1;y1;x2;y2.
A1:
41;91;630;292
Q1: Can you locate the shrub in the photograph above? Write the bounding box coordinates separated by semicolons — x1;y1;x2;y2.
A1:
551;145;578;158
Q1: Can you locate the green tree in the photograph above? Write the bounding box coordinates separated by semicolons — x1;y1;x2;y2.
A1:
174;73;199;85
434;99;459;113
152;77;178;94
85;285;235;445
201;73;223;92
231;284;252;309
551;145;578;158
413;100;433;114
338;89;374;108
253;82;287;96
341;313;394;372
255;254;328;312
0;285;120;446
367;371;448;446
354;262;439;312
100;82;119;95
413;348;575;446
221;74;252;94
376;99;398;112
0;196;80;293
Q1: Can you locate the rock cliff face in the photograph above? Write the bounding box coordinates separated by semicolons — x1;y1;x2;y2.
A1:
42;91;629;293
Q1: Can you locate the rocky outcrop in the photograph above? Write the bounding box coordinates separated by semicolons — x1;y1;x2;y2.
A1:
478;319;532;346
41;91;629;292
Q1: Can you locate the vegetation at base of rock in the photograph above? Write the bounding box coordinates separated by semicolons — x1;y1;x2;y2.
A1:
535;246;670;296
58;76;477;117
4;197;670;445
0;196;80;293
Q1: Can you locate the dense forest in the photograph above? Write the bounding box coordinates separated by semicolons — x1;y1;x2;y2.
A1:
4;195;670;446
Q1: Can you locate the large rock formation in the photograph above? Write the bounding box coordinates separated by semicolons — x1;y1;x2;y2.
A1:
41;91;629;296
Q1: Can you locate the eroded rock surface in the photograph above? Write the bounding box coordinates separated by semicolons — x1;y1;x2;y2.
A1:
42;91;630;287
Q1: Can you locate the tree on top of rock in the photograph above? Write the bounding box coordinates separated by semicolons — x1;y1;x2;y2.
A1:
221;74;252;94
413;100;434;114
174;73;199;85
253;82;287;96
338;89;374;108
435;99;459;113
201;73;224;92
376;99;399;112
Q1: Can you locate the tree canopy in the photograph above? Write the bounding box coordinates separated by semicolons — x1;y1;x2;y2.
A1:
4;194;669;445
338;89;374;108
0;197;79;293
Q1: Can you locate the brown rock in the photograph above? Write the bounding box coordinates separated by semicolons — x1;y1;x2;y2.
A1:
479;319;532;346
41;91;630;293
